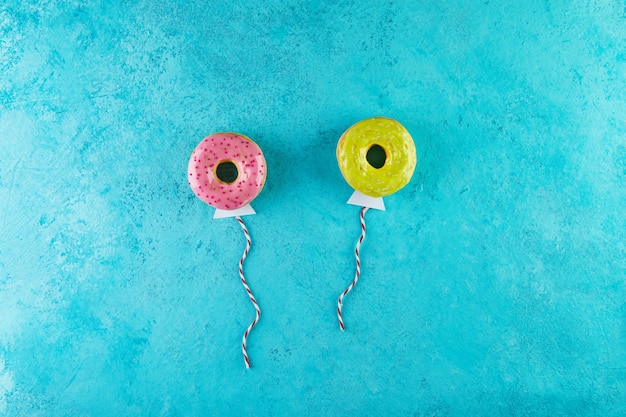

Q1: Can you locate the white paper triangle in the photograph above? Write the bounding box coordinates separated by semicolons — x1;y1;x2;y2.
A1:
213;204;256;219
347;190;385;211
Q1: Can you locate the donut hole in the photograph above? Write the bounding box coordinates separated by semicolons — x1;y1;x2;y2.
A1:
215;161;239;184
366;144;387;169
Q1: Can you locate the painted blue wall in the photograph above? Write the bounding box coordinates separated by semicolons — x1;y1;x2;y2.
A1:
1;0;625;415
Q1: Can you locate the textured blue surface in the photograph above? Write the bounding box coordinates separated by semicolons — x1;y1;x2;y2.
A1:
1;0;625;415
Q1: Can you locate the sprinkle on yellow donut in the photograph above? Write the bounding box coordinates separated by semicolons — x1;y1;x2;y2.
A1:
336;117;417;198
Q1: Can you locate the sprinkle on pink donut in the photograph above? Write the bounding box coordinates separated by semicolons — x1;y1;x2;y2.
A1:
188;133;267;210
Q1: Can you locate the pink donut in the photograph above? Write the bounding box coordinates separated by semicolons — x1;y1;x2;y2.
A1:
188;132;266;210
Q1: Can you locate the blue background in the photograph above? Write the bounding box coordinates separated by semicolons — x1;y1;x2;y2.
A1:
1;0;625;415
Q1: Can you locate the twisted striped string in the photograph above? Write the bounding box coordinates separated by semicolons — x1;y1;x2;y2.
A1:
337;206;369;331
235;215;260;368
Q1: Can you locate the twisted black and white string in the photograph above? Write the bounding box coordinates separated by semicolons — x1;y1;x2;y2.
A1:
236;216;260;368
337;206;369;331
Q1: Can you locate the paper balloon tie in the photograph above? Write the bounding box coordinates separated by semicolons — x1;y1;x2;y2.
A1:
188;132;267;368
235;215;261;368
335;117;416;330
337;206;369;331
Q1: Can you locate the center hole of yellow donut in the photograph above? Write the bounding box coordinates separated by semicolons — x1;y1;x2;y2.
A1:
215;161;239;184
366;144;386;169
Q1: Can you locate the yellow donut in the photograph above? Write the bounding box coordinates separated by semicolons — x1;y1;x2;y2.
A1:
336;117;417;198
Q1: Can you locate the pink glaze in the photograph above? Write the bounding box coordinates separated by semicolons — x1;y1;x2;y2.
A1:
187;133;266;210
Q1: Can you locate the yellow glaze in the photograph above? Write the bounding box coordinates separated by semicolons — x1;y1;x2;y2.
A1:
336;117;416;197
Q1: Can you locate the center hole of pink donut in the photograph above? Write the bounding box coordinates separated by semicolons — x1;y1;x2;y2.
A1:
215;161;239;184
366;144;386;169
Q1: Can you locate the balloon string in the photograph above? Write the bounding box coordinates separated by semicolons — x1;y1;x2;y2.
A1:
337;206;369;331
236;215;260;368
